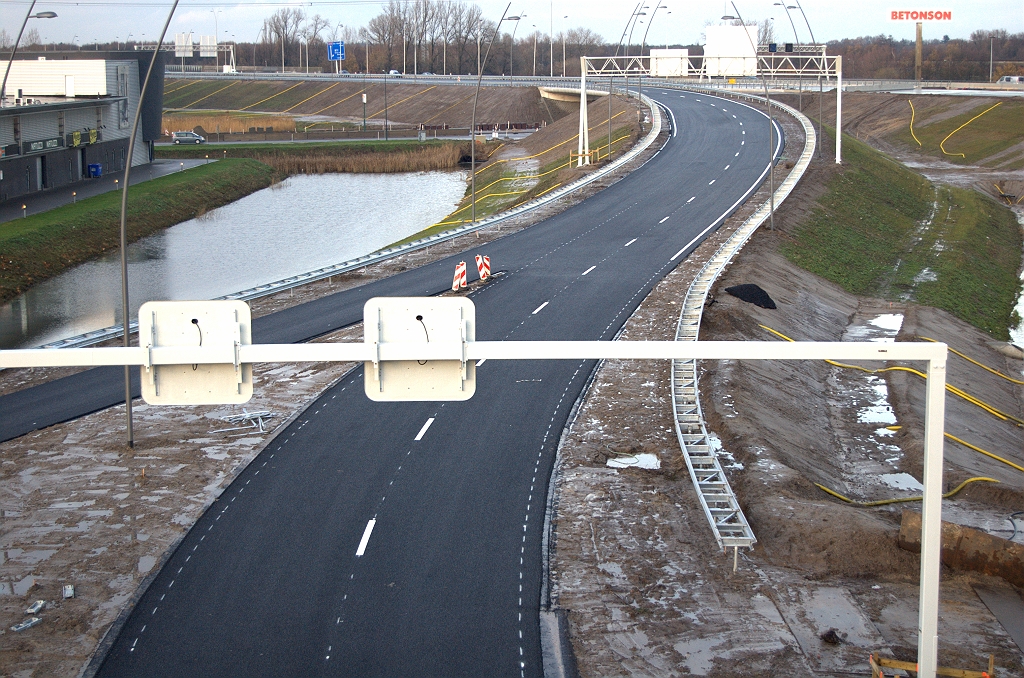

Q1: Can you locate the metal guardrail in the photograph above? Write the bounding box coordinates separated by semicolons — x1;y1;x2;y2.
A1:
38;86;661;350
665;85;817;553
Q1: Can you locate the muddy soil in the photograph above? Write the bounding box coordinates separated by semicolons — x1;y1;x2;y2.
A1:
550;103;1024;676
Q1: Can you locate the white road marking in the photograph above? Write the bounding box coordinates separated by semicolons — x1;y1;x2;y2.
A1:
356;519;376;557
476;359;487;366
735;151;740;156
741;140;745;145
414;418;435;441
624;238;637;246
709;179;716;185
659;216;669;223
665;105;678;138
687;196;695;203
581;265;596;276
671;247;687;260
532;301;549;314
724;165;730;170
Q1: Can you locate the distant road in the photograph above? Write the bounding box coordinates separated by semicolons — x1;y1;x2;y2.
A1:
88;90;782;677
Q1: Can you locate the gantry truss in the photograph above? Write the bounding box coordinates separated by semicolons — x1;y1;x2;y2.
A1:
578;48;845;165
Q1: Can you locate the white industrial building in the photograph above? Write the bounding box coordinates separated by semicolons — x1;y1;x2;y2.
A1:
0;53;165;203
703;25;758;77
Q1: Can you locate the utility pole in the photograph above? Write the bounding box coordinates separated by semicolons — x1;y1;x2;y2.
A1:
989;35;994;82
915;22;923;83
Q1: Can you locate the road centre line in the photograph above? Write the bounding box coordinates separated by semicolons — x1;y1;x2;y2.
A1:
581;265;596;276
532;301;549;315
659;216;670;223
724;165;730;170
355;519;376;557
414;418;435;441
709;179;716;185
624;238;637;247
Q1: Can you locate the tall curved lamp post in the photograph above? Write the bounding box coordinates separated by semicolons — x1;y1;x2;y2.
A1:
471;4;512;224
507;14;524;85
721;1;774;231
1;2;58;107
791;0;822;158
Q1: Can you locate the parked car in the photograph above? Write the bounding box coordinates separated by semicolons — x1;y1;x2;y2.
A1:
388;69;401;76
422;72;434;76
172;131;206;144
340;69;350;74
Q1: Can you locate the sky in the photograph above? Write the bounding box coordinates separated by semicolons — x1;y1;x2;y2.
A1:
6;0;1023;49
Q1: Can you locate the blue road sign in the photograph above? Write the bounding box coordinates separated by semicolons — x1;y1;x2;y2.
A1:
328;41;344;61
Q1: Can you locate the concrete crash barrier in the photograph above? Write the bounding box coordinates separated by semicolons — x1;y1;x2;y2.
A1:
899;510;1024;587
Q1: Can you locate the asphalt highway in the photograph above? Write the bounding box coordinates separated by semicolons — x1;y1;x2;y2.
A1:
10;91;782;676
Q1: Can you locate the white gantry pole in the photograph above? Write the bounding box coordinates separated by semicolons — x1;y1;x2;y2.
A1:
917;352;947;678
835;54;843;164
578;57;590;166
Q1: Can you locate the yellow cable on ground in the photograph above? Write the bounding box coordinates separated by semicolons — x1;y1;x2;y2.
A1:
908;100;922;146
475;110;627;174
179;81;239;109
917;336;1024;385
888;425;1024;474
368;85;438;119
815;476;998;507
939;101;1002;158
282;83;339;113
238;82;303;111
760;325;1024;427
308;88;366;117
423;91;477;123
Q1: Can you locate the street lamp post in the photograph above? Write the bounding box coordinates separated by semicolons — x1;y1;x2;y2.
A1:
383;71;389;140
471;4;513;223
211;10;222;70
532;26;537;77
1;2;57;107
507;14;524;86
790;0;822;158
562;16;568;76
721;2;774;232
989;35;994;82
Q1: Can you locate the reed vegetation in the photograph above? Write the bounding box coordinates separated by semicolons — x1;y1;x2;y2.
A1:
162;113;298;135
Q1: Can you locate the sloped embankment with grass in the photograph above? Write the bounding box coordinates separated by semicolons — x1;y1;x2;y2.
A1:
391;94;643;246
156;139;471;174
0;159;277;303
781;129;1022;340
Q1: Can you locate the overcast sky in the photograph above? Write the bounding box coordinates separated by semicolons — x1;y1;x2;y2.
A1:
8;0;1023;49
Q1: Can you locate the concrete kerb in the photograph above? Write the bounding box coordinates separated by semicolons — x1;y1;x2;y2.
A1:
40;88;662;351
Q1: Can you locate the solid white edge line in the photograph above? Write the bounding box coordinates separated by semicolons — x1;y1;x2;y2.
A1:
356;519;376;557
666;105;678;138
624;238;637;247
659;216;669;223
532;301;549;315
581;265;596;276
414;417;435;441
670;104;778;263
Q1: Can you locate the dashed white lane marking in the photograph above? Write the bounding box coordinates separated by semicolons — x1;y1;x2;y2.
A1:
708;179;716;185
735;151;740;156
414;418;435;441
582;265;596;276
356;519;376;557
724;164;730;170
476;358;487;366
624;238;637;247
659;216;670;223
687;196;695;203
741;140;745;145
532;301;549;315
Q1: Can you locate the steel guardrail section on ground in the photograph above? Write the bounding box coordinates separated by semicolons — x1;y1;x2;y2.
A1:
668;88;817;552
39;86;661;350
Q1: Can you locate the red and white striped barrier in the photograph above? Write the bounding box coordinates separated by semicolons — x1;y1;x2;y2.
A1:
452;261;467;291
475;255;491;281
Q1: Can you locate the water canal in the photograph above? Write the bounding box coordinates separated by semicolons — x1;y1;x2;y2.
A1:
0;171;466;349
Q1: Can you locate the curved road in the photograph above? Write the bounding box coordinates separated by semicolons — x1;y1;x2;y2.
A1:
9;91;782;676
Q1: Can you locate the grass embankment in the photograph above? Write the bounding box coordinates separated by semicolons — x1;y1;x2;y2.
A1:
901;98;1024;168
0;159;277;303
388;125;637;247
782;129;1022;339
163;112;300;134
157;140;470;174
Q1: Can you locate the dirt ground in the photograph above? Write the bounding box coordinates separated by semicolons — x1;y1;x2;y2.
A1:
550;104;1024;676
0;103;663;676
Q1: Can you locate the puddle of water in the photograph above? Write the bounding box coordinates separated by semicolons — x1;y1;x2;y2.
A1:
1011;213;1024;349
13;576;36;596
138;555;157;574
606;453;661;470
846;313;904;343
857;377;897;424
0;171;466;349
879;472;924;492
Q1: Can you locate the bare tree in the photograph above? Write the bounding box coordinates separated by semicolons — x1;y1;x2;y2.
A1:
23;28;42;48
0;29;13;50
264;7;306;68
